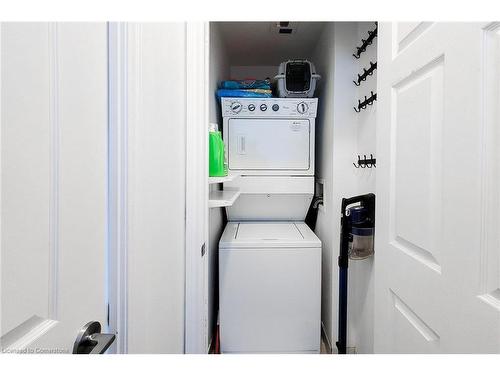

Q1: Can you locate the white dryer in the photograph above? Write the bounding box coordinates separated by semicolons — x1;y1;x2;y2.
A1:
222;97;317;221
219;98;321;354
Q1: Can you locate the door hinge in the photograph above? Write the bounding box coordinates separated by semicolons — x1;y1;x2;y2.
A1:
201;243;206;257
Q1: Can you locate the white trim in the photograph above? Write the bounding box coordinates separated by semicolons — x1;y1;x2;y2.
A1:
107;22;130;354
48;22;60;321
184;21;210;354
478;22;500;302
0;23;3;339
321;321;333;354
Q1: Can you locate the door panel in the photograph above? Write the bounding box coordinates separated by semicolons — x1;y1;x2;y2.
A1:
1;22;107;353
394;22;434;55
375;22;500;353
1;22;52;337
392;56;443;272
228;119;310;170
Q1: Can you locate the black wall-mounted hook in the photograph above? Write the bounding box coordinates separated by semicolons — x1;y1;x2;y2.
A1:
353;99;362;113
353;23;378;59
360;155;367;168
353;61;377;86
354;91;377;113
366;155;373;168
354;154;377;168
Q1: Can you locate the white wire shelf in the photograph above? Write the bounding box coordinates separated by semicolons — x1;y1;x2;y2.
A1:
208;173;240;184
208;189;240;208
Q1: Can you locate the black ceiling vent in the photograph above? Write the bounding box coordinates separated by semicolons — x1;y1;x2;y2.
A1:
274;21;297;35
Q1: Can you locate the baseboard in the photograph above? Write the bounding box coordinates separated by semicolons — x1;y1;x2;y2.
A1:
208;336;215;354
321;321;333;354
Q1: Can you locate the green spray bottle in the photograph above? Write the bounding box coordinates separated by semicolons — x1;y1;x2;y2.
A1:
208;123;227;177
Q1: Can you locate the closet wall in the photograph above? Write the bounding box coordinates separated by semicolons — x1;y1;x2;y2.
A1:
123;23;188;353
230;65;276;80
312;22;358;352
348;22;377;354
312;21;377;354
207;23;229;350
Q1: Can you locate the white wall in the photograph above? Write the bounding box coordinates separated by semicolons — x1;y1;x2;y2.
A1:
126;23;186;353
210;24;229;125
312;22;377;353
229;65;276;80
311;22;335;350
207;22;230;351
348;22;377;354
313;22;359;352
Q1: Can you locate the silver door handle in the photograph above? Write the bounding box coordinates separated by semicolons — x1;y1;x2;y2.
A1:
73;321;116;354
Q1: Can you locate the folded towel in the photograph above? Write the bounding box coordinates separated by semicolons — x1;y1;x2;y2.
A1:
216;89;272;98
219;79;271;90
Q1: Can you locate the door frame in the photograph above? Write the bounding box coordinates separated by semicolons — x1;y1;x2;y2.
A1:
107;21;131;354
184;21;210;354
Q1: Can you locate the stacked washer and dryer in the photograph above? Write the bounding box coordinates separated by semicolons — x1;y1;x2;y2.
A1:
218;97;322;353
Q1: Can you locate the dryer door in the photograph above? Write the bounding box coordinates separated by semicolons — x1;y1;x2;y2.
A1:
227;118;310;171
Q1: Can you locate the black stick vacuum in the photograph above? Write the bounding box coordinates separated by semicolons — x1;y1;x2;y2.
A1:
336;193;375;354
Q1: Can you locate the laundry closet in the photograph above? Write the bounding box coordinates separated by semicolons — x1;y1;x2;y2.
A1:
206;22;378;354
1;21;499;356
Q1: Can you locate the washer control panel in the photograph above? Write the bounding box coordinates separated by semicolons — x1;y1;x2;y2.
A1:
222;98;318;118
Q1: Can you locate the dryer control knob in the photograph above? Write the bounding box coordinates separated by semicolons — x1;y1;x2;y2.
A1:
297;102;308;114
260;104;268;111
230;101;242;113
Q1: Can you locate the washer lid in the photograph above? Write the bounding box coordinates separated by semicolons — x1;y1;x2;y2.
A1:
219;222;321;249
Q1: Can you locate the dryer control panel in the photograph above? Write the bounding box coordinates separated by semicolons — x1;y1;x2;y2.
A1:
221;98;318;118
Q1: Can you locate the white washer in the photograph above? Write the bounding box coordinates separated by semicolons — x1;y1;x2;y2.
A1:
219;222;321;353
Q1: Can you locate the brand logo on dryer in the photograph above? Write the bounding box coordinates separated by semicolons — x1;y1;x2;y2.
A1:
290;121;305;132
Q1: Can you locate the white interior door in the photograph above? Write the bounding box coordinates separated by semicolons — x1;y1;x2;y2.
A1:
375;22;500;353
1;22;108;353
